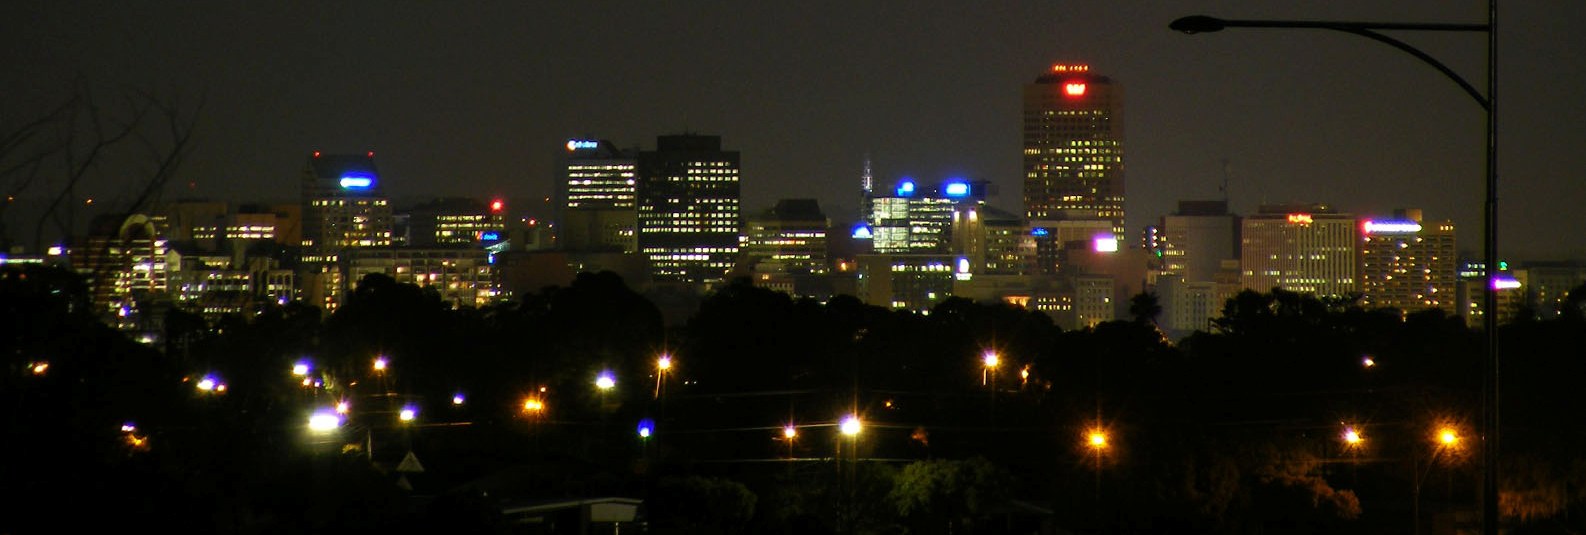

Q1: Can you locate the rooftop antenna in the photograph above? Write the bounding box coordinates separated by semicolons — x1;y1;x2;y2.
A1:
1220;158;1232;206
861;153;873;194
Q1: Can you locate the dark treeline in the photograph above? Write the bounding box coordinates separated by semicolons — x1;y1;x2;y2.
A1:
4;265;1586;534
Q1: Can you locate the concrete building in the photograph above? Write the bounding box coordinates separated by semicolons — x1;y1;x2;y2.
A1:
559;139;638;253
636;134;741;287
1239;203;1357;297
1023;63;1125;240
1358;209;1457;315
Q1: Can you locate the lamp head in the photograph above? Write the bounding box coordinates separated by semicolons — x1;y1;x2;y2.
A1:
1171;15;1227;34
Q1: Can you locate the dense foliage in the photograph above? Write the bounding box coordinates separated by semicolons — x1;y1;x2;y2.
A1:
5;265;1586;533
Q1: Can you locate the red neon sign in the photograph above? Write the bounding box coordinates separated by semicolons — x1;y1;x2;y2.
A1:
1064;83;1087;96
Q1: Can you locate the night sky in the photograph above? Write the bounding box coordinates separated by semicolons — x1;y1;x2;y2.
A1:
5;1;1583;259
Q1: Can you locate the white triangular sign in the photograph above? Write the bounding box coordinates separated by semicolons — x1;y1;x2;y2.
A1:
396;450;425;473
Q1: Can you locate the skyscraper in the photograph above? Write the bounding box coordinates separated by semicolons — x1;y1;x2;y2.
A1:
300;152;393;311
1240;203;1357;297
1358;209;1456;315
636;134;741;286
1023;64;1125;239
558;139;638;253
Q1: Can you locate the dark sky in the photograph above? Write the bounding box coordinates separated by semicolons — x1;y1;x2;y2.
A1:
5;1;1583;260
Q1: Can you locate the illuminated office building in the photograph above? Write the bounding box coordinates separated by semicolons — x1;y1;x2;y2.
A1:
743;199;829;275
1358;209;1456;315
300;152;393;311
636;135;741;286
559;139;638;253
1239;204;1357;297
1023;63;1125;239
865;178;988;254
1159;201;1238;283
951;204;1029;276
345;247;497;308
403;197;506;247
1458;261;1524;327
73;213;169;330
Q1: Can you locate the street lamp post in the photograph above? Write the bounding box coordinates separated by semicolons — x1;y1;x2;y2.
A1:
1414;427;1463;535
1170;10;1498;533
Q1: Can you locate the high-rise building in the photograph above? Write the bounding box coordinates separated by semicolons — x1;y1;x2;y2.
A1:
1159;200;1239;283
1358;209;1456;315
636;134;741;286
866;178;988;254
300;152;393;311
402;197;506;247
1023;63;1125;239
1240;203;1357;297
559;139;638;253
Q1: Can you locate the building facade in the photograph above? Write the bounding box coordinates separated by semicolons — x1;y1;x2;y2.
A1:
300;152;394;311
1022;63;1125;239
1358;209;1456;315
636;135;741;286
1240;204;1357;297
559;139;639;253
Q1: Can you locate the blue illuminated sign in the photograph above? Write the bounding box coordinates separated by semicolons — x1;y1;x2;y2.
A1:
943;181;970;198
851;225;874;240
896;179;916;197
1031;228;1050;237
339;173;375;190
480;231;501;241
566;139;599;151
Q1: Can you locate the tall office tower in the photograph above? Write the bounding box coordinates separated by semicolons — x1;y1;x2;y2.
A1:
1358;209;1456;315
636;134;741;286
868;178;988;254
1160;200;1239;283
743;199;830;275
1239;203;1357;297
1023;63;1126;239
559;139;638;253
300;152;393;310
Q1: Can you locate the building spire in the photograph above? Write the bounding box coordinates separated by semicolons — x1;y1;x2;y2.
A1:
861;153;873;194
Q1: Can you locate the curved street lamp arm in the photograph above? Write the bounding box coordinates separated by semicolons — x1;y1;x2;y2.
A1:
1330;27;1491;111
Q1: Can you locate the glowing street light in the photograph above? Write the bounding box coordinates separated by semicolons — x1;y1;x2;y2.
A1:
656;354;672;399
637;418;655;439
335;400;351;415
783;424;799;440
1087;429;1109;450
398;405;417;423
1362;356;1376;368
1343;426;1364;447
1438;427;1460;447
28;361;48;375
595;370;616;390
308;410;342;433
372;357;389;373
523;397;545;413
840;414;862;437
452;393;466;406
981;351;1000;386
121;422;137;433
292;361;311;376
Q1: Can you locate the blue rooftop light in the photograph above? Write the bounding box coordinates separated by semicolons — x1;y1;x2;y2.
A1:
943;181;970;198
339;172;375;190
896;179;916;197
851;225;874;240
1031;228;1050;237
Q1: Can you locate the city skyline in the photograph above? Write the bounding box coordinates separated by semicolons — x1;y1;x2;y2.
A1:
4;2;1584;260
